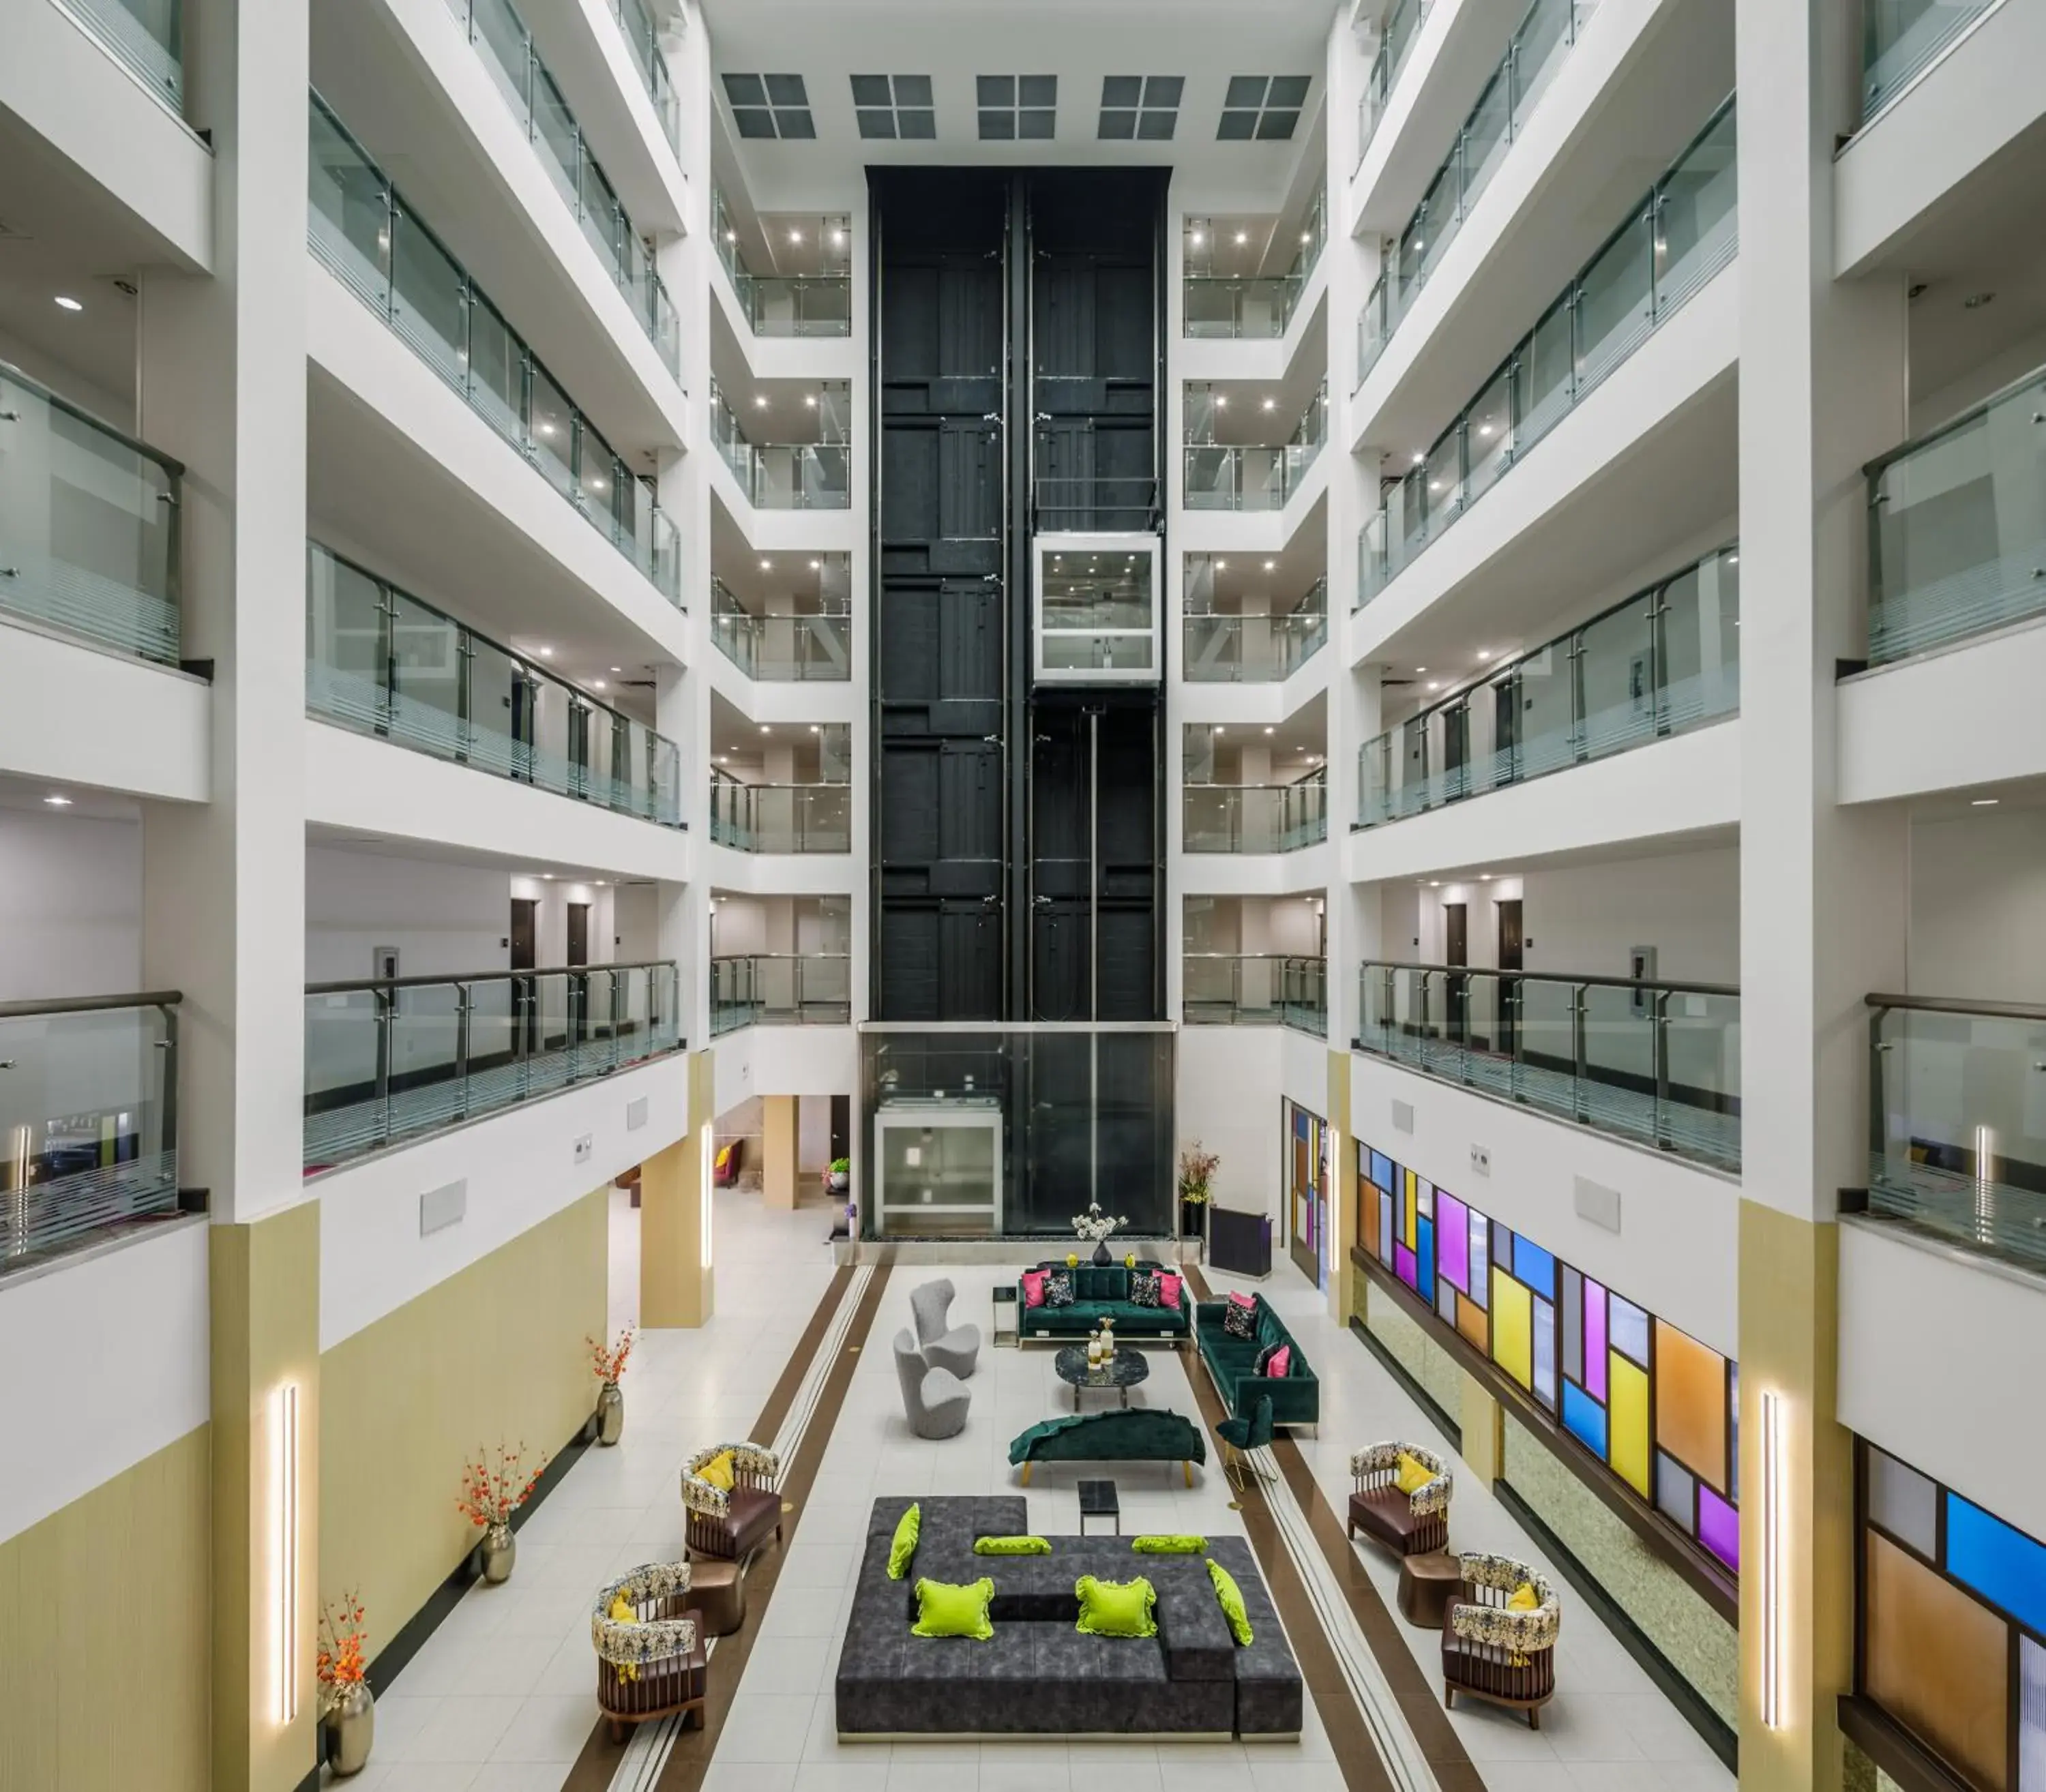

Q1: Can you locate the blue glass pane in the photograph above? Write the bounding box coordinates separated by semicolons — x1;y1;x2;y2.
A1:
1514;1237;1557;1300
1562;1379;1607;1457
1946;1492;2046;1638
1417;1215;1436;1303
1371;1149;1393;1188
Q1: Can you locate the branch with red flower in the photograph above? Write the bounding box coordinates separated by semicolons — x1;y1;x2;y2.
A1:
588;1326;636;1386
456;1442;548;1529
316;1589;368;1713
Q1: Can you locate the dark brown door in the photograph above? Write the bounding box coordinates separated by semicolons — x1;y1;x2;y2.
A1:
509;899;538;970
1497;899;1524;1056
509;897;539;1057
567;902;591;966
1444;901;1468;1040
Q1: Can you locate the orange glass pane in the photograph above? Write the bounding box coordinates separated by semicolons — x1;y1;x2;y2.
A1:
1363;1181;1382;1255
1653;1318;1728;1493
1865;1531;2011;1791
1455;1294;1489;1352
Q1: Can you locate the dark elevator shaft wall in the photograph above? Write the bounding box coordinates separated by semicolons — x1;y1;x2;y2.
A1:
870;166;1167;1023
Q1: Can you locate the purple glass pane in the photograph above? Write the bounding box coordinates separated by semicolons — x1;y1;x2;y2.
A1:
1698;1484;1738;1571
1395;1241;1418;1291
1438;1191;1470;1293
1585;1280;1607;1400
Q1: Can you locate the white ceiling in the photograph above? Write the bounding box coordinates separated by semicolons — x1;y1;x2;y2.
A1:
698;0;1337;211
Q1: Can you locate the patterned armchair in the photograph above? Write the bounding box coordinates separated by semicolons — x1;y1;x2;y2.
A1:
591;1562;706;1740
1441;1552;1561;1727
680;1442;784;1562
1347;1442;1452;1557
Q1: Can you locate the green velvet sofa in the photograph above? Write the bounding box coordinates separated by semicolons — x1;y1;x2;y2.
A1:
1195;1295;1320;1429
1007;1407;1207;1484
1015;1260;1192;1343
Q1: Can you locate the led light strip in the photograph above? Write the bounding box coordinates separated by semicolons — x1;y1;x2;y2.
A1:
1760;1387;1785;1731
271;1382;300;1724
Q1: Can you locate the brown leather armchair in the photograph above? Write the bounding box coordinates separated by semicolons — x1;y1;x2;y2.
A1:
681;1442;784;1562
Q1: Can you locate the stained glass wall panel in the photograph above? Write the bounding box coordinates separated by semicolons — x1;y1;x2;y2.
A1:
1652;1317;1730;1492
1946;1494;2046;1639
1492;1268;1532;1390
1562;1379;1607;1456
1609;1354;1651;1497
1584;1279;1607;1398
1438;1189;1469;1291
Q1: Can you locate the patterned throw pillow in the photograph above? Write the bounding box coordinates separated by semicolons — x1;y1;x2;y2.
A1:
1129;1271;1161;1309
1044;1270;1075;1308
1221;1299;1257;1341
1253;1341;1284;1375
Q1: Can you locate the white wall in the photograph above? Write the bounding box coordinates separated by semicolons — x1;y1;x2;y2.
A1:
306;847;509;983
1177;1026;1285;1217
507;874;619;970
0;807;143;1001
0;1220;210;1546
1908;807;2046;1005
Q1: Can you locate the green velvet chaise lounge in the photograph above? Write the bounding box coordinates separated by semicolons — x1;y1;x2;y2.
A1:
1007;1407;1208;1484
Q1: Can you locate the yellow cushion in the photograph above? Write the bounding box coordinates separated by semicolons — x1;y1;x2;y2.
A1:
1507;1581;1539;1612
607;1594;640;1679
698;1450;736;1493
1393;1451;1434;1496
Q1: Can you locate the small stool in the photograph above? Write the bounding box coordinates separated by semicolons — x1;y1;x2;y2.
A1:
691;1558;747;1636
1397;1550;1462;1629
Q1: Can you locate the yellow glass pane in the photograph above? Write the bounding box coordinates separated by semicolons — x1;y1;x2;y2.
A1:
1653;1317;1728;1492
1404;1171;1417;1248
1610;1353;1650;1497
1491;1268;1532;1390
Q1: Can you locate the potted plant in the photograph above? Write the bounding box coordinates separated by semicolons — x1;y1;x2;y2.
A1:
316;1590;373;1776
1071;1202;1128;1268
1178;1142;1219;1242
826;1156;851;1197
588;1327;636;1446
457;1444;546;1583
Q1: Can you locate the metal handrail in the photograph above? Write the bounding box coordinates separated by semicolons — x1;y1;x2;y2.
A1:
0;989;183;1020
1359;959;1737;999
1866;991;2046;1024
308;961;673;997
0;359;184;477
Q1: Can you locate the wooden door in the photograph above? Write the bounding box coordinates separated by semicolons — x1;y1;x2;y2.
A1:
1444;901;1468;1041
1497;898;1524;1055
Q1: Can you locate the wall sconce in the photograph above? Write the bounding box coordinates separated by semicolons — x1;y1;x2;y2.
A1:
1760;1387;1785;1730
270;1381;300;1724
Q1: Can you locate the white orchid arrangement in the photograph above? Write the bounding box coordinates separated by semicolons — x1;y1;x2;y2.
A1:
1071;1204;1127;1244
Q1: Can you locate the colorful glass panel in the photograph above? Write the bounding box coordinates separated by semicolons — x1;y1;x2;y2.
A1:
1467;1212;1489;1307
1514;1236;1557;1301
1438;1189;1469;1292
1455;1291;1489;1352
1562;1378;1607;1457
1561;1264;1583;1385
1532;1296;1556;1409
1610;1292;1650;1365
1609;1353;1651;1497
1652;1317;1730;1492
1370;1148;1393;1189
1947;1493;2046;1639
1697;1484;1738;1572
1656;1451;1695;1531
1584;1279;1607;1399
1403;1170;1417;1247
2018;1634;2045;1792
1416;1176;1434;1219
1436;1279;1457;1325
1395;1240;1418;1291
1362;1179;1382;1258
1492;1267;1532;1390
1415;1215;1436;1303
1377;1189;1393;1266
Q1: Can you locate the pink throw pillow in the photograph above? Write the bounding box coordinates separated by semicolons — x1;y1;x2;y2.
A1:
1155;1272;1181;1310
1021;1270;1046;1309
1228;1290;1256;1310
1266;1345;1292;1379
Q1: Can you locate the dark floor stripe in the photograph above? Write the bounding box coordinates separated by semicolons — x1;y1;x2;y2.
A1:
559;1261;872;1792
1183;1266;1486;1792
650;1262;892;1790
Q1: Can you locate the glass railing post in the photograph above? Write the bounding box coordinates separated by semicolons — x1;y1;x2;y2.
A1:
1571;983;1590;1124
1653;989;1672;1149
454;981;473;1119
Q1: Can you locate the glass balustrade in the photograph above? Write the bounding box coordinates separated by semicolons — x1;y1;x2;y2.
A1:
306;541;683;824
710;387;851;508
602;0;681;152
1359;97;1736;606
308;93;682;604
709;577;852;679
1865;365;2046;665
72;0;183;110
1356;962;1740;1170
1358;544;1739;823
1356;0;1602;386
1356;0;1429;170
709;955;853;1034
1183;775;1329;852
1183;380;1327;510
1184;955;1327;1034
0;992;181;1270
0;363;181;665
708;773;853;852
1184;278;1300;341
713;192;853;336
1866;995;2046;1276
1861;0;1996;123
304;962;681;1169
1183;588;1329;682
442;0;679;375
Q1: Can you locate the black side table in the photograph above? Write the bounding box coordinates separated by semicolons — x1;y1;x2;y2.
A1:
992;1284;1019;1348
1078;1478;1121;1536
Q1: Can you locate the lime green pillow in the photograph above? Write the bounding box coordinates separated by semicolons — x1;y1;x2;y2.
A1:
1074;1574;1157;1639
973;1534;1051;1555
887;1504;921;1581
1207;1558;1253;1645
1131;1534;1207;1554
910;1577;994;1640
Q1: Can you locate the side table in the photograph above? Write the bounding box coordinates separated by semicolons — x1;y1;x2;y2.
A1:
992;1283;1019;1348
1396;1549;1462;1630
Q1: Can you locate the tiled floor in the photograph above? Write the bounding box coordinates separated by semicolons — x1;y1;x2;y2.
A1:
335;1208;1733;1792
333;1186;842;1791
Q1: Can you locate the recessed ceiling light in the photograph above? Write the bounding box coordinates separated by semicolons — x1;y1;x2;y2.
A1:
53;295;83;312
595;880;608;886
1429;880;1441;888
760;558;773;570
805;395;818;406
44;793;72;806
537;646;554;657
809;558;821;569
1299;230;1311;243
1190;230;1205;245
1477;650;1491;661
831;228;845;244
1726;553;1739;565
1427;681;1440;690
542;873;553;880
789;229;804;244
1263;726;1274;734
1234;230;1248;245
717;752;728;760
1262;559;1275;571
1479;873;1492;880
754;395;769;408
1215;560;1228;570
810;724;820;732
1410;452;1423;464
1414;666;1426;673
593;679;608;689
760;725;771;734
610;666;623;674
1215;396;1228;409
1972;797;1999;806
1260;397;1275;410
1215;726;1225;734
725;229;737;243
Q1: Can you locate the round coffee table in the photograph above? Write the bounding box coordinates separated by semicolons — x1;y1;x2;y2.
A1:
1054;1345;1150;1409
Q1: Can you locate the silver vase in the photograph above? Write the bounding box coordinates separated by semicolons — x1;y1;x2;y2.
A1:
323;1683;374;1777
481;1521;516;1584
595;1381;625;1446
